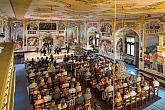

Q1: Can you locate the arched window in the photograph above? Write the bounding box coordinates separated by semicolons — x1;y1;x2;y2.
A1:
126;37;135;56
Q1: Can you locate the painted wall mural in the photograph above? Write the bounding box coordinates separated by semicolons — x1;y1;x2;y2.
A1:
87;27;99;46
99;22;113;55
11;22;23;50
80;22;87;48
58;22;65;30
68;22;77;46
27;36;39;46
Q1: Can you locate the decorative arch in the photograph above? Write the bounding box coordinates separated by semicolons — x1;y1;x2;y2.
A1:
67;22;78;46
87;26;101;48
116;27;140;67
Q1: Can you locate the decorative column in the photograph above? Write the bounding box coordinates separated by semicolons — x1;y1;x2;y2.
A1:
64;20;69;43
139;16;145;69
163;58;165;75
1;18;4;33
76;20;81;45
23;19;27;48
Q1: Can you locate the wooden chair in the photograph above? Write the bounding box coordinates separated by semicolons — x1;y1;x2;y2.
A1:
123;97;131;110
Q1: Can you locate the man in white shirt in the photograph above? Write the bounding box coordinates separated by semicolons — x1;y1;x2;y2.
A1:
130;89;136;97
153;78;159;87
28;79;38;89
104;83;114;98
143;82;149;91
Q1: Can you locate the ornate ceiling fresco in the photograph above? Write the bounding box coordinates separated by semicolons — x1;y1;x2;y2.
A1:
0;0;15;18
1;0;165;20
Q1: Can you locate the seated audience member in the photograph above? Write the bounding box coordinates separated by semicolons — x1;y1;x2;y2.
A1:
76;82;81;94
94;102;102;110
76;92;84;105
153;77;159;87
39;78;45;87
43;91;52;103
124;90;130;99
52;88;61;103
122;81;128;88
35;57;40;63
69;84;76;97
28;70;36;78
85;68;91;78
130;88;136;97
137;74;141;84
84;88;92;104
115;92;123;107
34;95;44;110
67;95;75;108
143;82;149;91
49;101;56;110
36;70;42;76
60;66;65;72
104;82;114;98
153;77;159;93
70;77;76;87
58;74;65;84
137;84;142;96
28;79;38;89
58;98;67;110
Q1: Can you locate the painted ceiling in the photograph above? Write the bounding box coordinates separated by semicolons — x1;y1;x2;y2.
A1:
2;0;165;20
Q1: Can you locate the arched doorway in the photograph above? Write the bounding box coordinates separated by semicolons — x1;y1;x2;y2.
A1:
116;28;139;67
87;27;100;49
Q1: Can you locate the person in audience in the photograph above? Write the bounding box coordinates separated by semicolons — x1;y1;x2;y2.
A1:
137;84;142;96
115;92;123;108
70;77;76;87
85;68;91;79
28;79;38;89
49;101;56;110
28;70;36;78
124;90;130;99
143;82;149;91
58;98;67;110
153;77;159;87
69;84;76;97
52;87;61;103
122;81;128;88
58;74;65;84
130;88;136;97
67;95;75;109
39;78;45;87
75;82;81;94
35;57;40;63
84;88;92;104
153;77;159;93
76;92;84;105
60;66;65;72
36;70;42;76
43;91;52;103
34;94;44;110
94;102;102;110
104;82;114;98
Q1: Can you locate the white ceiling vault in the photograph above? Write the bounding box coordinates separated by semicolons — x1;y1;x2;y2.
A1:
0;0;15;18
1;0;165;20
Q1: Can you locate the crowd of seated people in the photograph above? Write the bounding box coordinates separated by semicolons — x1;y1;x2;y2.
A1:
67;53;160;110
25;52;160;110
25;55;93;110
